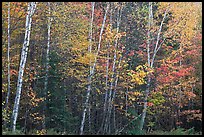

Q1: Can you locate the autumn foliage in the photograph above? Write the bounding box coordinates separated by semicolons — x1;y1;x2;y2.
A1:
2;2;202;135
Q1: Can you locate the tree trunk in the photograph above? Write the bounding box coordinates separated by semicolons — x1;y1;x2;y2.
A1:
140;2;168;130
151;8;168;67
139;76;150;130
11;2;37;132
112;45;124;133
104;5;121;134
98;3;112;134
87;2;95;133
139;2;152;131
6;2;11;108
80;3;109;134
4;2;11;128
42;2;51;131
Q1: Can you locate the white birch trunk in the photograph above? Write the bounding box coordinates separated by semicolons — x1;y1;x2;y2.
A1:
88;103;91;133
146;2;152;66
4;2;11;128
90;3;109;75
109;47;123;134
139;2;152;130
11;2;37;132
42;2;51;130
104;5;121;134
80;2;109;135
87;2;95;133
6;2;11;108
79;2;96;135
98;3;112;134
139;76;150;130
151;8;168;67
140;2;168;130
97;43;110;134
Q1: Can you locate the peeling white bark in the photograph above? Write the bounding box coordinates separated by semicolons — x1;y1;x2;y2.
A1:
11;2;37;132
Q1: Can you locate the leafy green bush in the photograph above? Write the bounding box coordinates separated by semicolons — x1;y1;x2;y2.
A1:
46;129;60;135
2;129;24;135
128;129;146;135
147;127;202;135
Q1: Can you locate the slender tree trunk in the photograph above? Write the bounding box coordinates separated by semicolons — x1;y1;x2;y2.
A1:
80;2;95;135
147;2;152;66
11;2;37;132
88;103;91;133
6;2;11;108
151;8;168;67
112;46;124;132
140;2;168;130
42;2;51;131
63;79;67;133
80;2;110;135
98;3;112;134
97;43;110;134
24;106;28;134
87;2;95;134
80;2;109;135
139;2;152;131
139;76;150;130
177;52;182;126
4;2;11;128
124;24;128;115
80;3;109;134
104;5;121;134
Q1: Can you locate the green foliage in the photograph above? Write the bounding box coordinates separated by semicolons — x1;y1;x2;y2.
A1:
2;129;24;135
124;109;144;135
45;129;61;135
147;128;202;135
128;129;146;135
148;92;165;106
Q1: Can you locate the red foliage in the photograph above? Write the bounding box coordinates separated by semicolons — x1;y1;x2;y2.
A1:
147;102;154;107
10;69;18;76
128;50;135;56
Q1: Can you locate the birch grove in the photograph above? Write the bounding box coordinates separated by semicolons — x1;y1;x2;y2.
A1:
139;2;169;130
2;2;201;135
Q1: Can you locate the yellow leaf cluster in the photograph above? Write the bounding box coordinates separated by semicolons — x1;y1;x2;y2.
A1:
105;24;115;42
128;91;142;102
36;129;46;135
75;53;95;65
159;2;199;44
131;65;148;85
133;91;142;96
104;24;126;43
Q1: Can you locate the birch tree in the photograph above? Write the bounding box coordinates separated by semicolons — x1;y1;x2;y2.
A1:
4;3;11;127
139;2;169;130
42;2;51;131
87;2;95;133
80;2;109;135
97;3;112;134
11;2;37;132
79;2;95;135
104;4;122;134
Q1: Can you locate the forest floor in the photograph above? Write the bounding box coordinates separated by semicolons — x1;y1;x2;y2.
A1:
2;128;202;135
